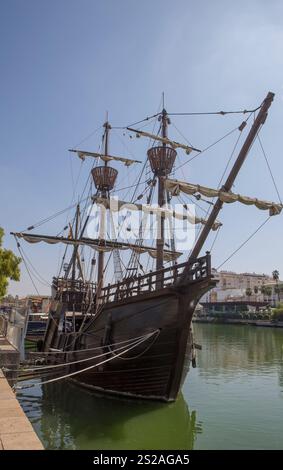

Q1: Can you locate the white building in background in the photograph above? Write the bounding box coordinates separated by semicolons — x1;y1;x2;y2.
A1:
202;269;273;302
260;280;283;304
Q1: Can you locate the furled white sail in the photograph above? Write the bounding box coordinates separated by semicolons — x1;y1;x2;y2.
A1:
92;197;222;231
165;179;282;216
69;149;141;166
12;233;181;262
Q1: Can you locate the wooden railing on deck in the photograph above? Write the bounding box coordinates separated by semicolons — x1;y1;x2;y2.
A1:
52;253;211;308
98;252;211;304
52;278;96;312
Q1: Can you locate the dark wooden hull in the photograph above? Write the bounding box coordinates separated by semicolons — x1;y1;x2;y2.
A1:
47;277;213;402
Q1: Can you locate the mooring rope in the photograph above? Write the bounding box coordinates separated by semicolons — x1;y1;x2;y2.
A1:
27;330;158;356
14;330;159;390
108;329;160;361
8;331;159;374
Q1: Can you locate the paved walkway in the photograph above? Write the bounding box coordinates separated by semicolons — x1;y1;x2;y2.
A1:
0;337;44;450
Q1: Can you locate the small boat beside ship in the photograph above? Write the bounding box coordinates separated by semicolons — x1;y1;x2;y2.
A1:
26;312;48;342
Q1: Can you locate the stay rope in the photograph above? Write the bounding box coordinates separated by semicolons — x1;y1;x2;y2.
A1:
216;216;271;270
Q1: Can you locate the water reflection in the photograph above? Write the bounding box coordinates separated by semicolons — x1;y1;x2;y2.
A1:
18;381;202;450
18;324;283;450
194;323;283;382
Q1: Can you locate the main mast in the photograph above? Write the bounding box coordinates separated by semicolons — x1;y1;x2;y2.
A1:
98;121;109;289
147;107;177;287
91;121;118;296
157;109;168;271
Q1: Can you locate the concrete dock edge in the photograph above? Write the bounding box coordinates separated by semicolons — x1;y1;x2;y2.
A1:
0;354;44;450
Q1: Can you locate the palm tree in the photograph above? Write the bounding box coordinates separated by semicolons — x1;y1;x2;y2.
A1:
260;285;266;295
246;288;252;300
272;270;280;302
253;285;258;300
272;270;279;281
265;286;272;300
275;285;280;301
261;285;272;301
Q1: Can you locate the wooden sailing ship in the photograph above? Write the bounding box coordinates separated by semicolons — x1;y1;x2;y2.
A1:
12;92;282;401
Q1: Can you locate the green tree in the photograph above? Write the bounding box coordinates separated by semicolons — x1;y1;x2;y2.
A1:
0;228;21;299
275;285;280;301
272;270;279;282
272;303;283;322
272;270;280;302
254;286;259;295
261;285;272;300
246;287;252;298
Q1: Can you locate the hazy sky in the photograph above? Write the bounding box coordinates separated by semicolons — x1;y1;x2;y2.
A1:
1;0;283;296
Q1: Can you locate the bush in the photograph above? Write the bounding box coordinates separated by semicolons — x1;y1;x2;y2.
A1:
272;307;283;322
240;305;249;312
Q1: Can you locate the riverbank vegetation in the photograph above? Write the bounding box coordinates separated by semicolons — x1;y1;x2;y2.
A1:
201;304;283;323
272;303;283;321
0;227;21;299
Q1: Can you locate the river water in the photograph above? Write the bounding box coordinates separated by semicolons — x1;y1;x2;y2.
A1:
17;324;283;450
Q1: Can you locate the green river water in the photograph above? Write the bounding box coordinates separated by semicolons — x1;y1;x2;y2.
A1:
17;323;283;450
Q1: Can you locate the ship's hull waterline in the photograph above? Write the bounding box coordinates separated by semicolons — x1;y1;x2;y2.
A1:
43;277;214;402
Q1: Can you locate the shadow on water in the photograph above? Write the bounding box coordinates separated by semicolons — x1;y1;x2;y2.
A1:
18;381;202;450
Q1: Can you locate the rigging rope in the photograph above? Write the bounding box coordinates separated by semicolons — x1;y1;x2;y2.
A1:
209;225;221;252
168;105;261;116
17;244;51;287
216;131;243;190
216;216;271;270
111;105;262;130
113;112;161;276
171;121;194;148
21;195;92;232
256;133;282;205
175;126;240;172
186;113;254;255
113;180;148;193
72;125;102;150
112;113;160;130
14;239;40;295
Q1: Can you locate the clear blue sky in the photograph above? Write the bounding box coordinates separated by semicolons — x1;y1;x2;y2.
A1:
1;0;283;296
